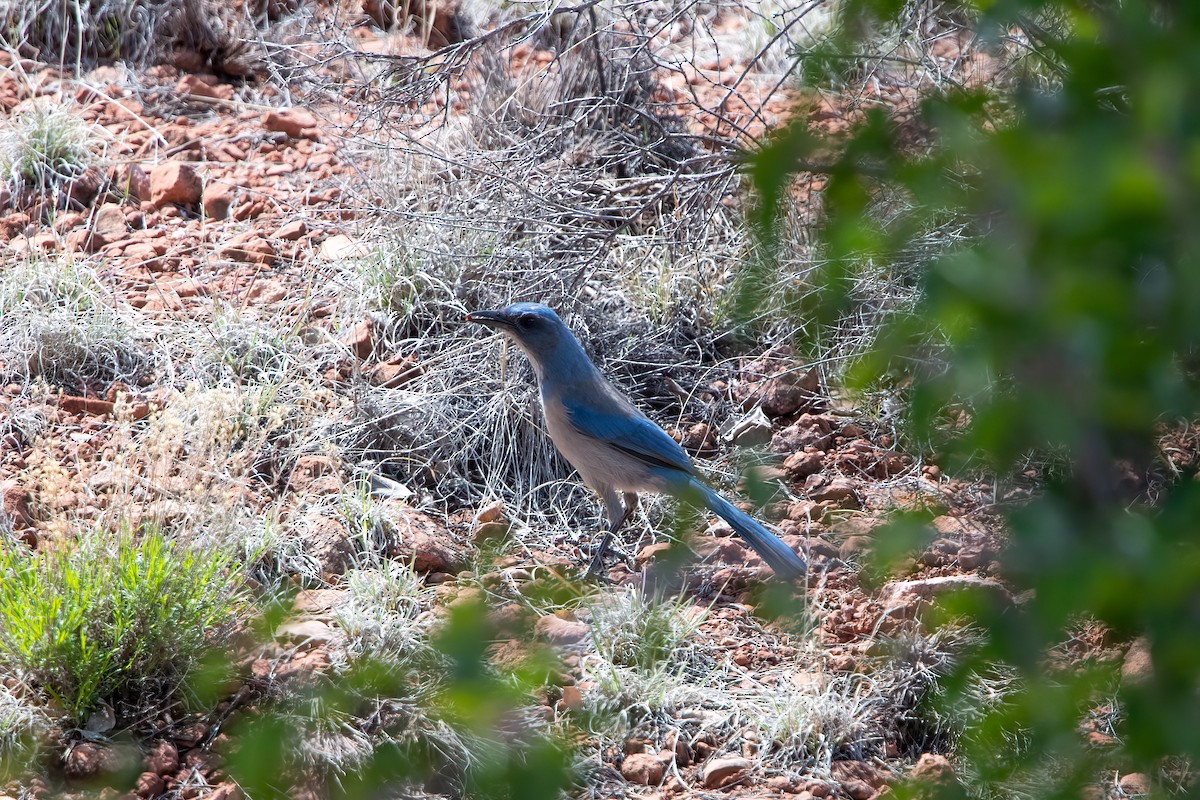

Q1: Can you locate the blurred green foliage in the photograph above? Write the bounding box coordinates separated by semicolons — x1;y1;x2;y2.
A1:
0;526;244;723
751;0;1200;796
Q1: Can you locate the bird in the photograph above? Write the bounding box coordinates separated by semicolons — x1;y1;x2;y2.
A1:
466;302;807;581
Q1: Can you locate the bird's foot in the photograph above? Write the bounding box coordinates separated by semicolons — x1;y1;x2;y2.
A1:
584;545;632;581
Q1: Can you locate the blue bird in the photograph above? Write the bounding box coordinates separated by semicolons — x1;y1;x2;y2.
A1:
467;302;807;581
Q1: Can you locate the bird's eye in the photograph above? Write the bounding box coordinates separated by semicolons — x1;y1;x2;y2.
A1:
517;314;537;329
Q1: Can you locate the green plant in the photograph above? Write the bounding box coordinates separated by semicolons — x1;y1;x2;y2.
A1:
0;526;246;722
752;0;1200;796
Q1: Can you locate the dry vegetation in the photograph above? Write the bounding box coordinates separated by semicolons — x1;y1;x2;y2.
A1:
0;1;1141;799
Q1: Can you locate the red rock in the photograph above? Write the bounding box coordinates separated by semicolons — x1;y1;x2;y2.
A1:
59;395;116;417
288;455;340;493
783;450;823;478
203;182;236;220
805;475;859;506
909;753;955;785
535;614;590;646
123;242;162;268
832;760;889;799
1119;773;1150;796
205;782;242;800
150;162;202;207
63;166;103;206
370;357;421;388
244;277;287;303
343;319;375;359
1122;636;1154;686
119;164;151;201
1;480;34;528
88;202;127;249
220;232;276;266
276;619;336;647
621;752;667;785
385;507;464;573
175;74;233;101
135;771;165;798
262;108;319;138
63;742;121;780
273;219;307;240
702;755;750;789
558;684;583;712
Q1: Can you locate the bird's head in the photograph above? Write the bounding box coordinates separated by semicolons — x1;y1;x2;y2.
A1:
466;302;571;363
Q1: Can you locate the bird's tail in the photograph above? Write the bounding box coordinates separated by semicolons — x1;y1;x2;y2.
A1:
690;479;808;580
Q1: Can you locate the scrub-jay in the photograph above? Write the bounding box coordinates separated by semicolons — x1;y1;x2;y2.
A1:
467;302;807;581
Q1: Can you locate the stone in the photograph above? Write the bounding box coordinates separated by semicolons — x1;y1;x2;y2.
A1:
1122;636;1154;686
273;219;307;240
63;166;103;206
206;782;242;800
621;752;667;785
63;742;121;781
263;108;319;138
297;511;355;576
832;760;889;799
89;202;128;249
289;455;340;493
783;450;823;478
135;771;165;798
176;74;233;101
805;475;859;506
144;739;179;774
535;614;590;646
150;162;202;206
220;232;277;266
292;588;347;613
1119;773;1150;796
59;395;116;417
119;164;151;201
558;684;583;712
203;182;236;220
319;233;370;260
702;755;751;789
727;407;773;447
276;619;337;647
1;480;34;528
772;417;835;454
881;575;1014;610
245;277;288;303
387;509;464;573
343;319;375;359
759;371;819;418
909;753;955;785
370;357;421;388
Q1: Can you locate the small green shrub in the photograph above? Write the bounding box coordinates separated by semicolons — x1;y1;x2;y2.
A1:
0;526;246;722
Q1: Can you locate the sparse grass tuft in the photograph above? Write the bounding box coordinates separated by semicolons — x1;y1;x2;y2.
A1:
750;674;883;770
0;682;50;779
586;588;707;674
0;257;149;389
0;525;246;722
333;560;435;668
0;99;101;191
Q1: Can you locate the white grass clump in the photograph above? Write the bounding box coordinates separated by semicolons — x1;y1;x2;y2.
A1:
0;99;102;190
0;258;149;388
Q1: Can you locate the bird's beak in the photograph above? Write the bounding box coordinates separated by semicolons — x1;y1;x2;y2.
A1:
465;310;512;330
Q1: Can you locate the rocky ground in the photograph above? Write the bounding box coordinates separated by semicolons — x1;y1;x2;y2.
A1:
0;3;1147;799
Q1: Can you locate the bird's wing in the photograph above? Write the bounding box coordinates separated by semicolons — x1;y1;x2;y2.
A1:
559;387;696;475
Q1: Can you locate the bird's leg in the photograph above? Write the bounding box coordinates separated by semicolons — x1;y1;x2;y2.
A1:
586;492;639;579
